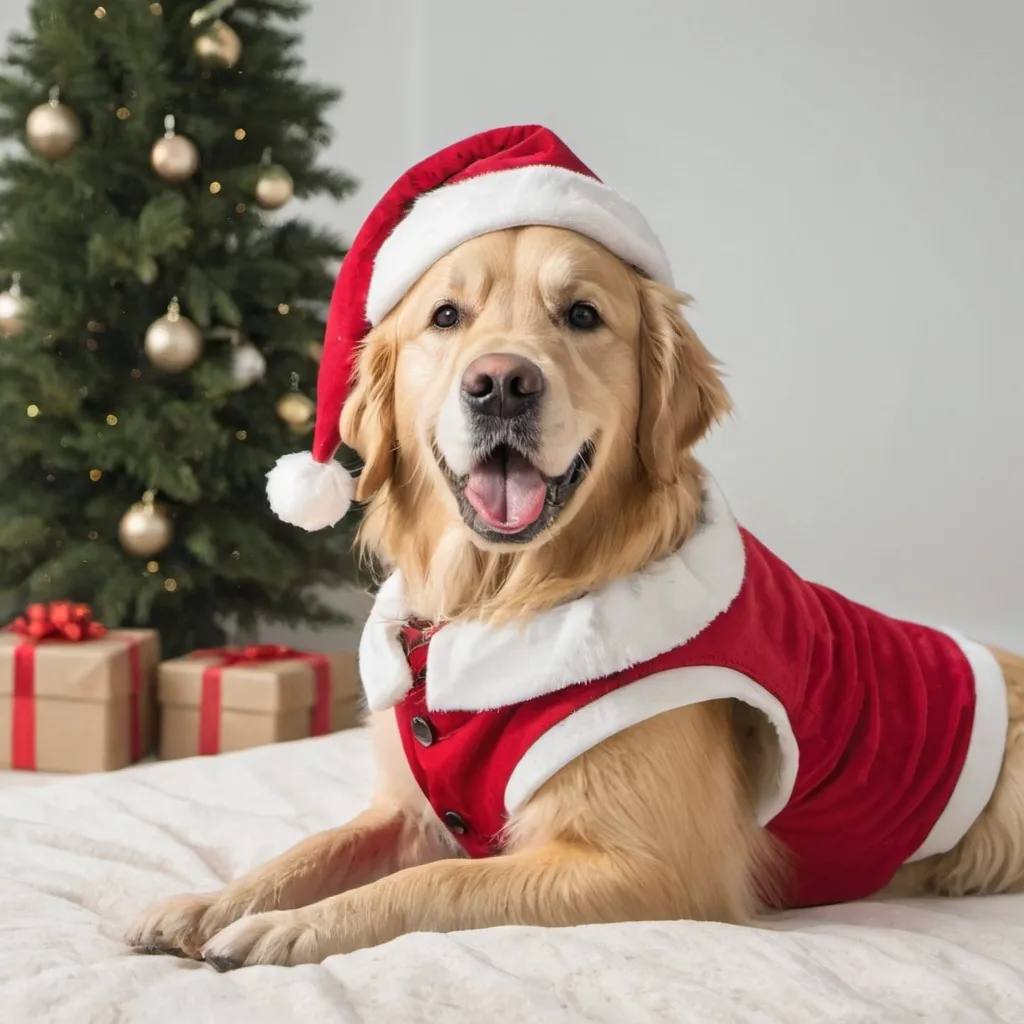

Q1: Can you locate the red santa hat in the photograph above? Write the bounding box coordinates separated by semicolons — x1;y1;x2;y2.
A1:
266;124;674;531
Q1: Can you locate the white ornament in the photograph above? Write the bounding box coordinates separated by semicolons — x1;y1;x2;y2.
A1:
0;273;27;336
230;340;266;388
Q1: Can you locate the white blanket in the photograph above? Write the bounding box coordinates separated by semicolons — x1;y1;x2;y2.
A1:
1;730;1023;1024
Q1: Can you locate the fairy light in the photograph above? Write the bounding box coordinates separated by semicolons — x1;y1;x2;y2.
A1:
26;404;40;418
234;128;246;140
89;469;102;481
105;414;118;426
209;181;222;194
163;578;178;592
146;561;160;573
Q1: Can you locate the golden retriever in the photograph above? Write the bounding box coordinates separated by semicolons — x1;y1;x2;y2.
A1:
127;226;1024;968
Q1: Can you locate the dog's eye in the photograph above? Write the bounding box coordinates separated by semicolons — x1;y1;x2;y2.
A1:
567;302;601;331
431;304;460;330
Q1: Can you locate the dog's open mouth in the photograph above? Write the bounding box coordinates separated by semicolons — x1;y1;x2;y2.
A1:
436;441;594;543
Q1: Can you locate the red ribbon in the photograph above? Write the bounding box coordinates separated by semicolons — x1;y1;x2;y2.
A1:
191;644;333;755
6;602;142;771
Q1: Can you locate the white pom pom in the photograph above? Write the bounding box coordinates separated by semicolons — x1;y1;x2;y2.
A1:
266;452;355;531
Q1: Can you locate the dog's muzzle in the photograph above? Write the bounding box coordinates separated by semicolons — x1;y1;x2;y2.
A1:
435;353;593;543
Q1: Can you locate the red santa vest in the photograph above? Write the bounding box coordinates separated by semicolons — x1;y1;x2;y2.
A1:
359;478;1007;909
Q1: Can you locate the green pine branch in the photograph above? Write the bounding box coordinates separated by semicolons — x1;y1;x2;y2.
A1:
0;0;363;657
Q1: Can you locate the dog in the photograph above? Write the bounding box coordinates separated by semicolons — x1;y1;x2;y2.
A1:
127;128;1024;969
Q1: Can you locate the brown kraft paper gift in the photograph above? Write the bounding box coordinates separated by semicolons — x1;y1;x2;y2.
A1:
158;644;362;759
0;602;159;773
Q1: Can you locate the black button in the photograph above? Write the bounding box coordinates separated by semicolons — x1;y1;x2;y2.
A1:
443;810;467;834
410;715;434;747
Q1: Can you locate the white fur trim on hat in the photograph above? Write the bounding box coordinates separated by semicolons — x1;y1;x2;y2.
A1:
266;452;355;531
365;165;675;326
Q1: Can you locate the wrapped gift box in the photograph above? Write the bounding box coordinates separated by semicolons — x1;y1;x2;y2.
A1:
158;645;362;759
0;603;159;772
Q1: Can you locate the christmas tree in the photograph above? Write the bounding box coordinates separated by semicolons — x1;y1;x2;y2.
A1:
0;0;360;657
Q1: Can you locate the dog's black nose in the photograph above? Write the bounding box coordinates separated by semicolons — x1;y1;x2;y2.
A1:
461;354;545;419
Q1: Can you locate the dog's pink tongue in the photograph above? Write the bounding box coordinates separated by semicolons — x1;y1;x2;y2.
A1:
466;450;546;533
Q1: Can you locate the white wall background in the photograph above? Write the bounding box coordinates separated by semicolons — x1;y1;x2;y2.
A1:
2;2;1021;651
302;0;1024;652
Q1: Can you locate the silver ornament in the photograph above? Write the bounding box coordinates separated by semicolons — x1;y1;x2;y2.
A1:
230;340;267;388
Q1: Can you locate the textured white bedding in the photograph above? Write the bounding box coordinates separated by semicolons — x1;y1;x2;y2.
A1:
1;729;1023;1024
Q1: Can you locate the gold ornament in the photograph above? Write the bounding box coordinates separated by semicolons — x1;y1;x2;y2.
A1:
194;19;242;68
151;114;199;183
26;87;81;161
0;273;27;336
145;296;204;372
118;491;174;558
276;393;315;432
254;151;294;210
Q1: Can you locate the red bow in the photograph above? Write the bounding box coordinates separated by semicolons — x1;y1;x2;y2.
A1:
191;644;301;667
8;601;108;643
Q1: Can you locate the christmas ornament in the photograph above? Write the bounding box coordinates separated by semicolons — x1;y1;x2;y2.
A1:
230;338;266;388
26;87;81;161
118;491;174;557
151;115;199;183
194;19;242;68
276;393;314;432
145;296;204;372
0;273;27;336
254;150;294;210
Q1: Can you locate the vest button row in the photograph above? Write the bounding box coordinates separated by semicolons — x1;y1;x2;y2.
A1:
443;810;467;834
410;715;435;747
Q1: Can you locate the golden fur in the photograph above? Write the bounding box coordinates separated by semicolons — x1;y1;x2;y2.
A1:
127;227;1024;967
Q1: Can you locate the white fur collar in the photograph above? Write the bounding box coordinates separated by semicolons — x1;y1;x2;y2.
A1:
358;475;746;713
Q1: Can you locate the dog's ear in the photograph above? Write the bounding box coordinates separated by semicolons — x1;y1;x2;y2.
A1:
339;326;398;502
637;278;732;487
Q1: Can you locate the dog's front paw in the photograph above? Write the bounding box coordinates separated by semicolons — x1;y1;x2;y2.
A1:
200;909;328;969
125;892;218;957
125;891;256;959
